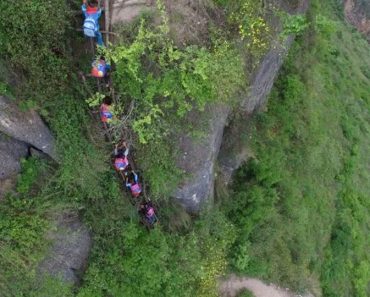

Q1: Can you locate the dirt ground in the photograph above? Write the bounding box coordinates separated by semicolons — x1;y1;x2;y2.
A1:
219;275;315;297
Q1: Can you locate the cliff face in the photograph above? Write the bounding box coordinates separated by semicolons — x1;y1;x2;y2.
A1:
344;0;370;42
108;0;310;212
218;34;299;185
173;104;230;212
173;0;310;212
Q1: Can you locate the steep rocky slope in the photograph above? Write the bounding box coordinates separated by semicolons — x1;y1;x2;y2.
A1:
172;0;310;212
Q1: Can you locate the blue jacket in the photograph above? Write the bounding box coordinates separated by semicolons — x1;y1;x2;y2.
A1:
81;4;102;30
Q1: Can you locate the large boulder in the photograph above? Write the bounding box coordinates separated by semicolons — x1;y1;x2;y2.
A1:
38;213;92;285
0;96;57;160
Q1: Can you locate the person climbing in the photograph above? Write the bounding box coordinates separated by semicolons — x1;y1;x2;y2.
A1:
81;0;104;46
139;201;157;226
100;95;113;128
125;170;142;198
114;141;129;172
91;55;111;78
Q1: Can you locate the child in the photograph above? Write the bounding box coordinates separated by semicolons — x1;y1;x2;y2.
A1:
139;201;157;226
99;96;113;128
82;0;104;46
113;141;129;172
91;56;111;78
125;171;142;198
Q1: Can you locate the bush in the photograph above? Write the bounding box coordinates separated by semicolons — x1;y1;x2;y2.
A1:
0;0;71;106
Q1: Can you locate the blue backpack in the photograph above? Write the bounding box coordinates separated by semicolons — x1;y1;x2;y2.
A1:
83;16;97;37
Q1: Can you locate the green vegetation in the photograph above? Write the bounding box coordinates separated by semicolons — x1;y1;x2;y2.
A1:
223;1;370;296
237;290;254;297
213;0;273;65
0;0;369;296
78;211;235;297
0;158;50;295
101;3;246;198
0;0;246;296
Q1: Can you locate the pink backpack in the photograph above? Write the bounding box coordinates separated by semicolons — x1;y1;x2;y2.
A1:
146;207;155;217
114;157;128;171
131;183;142;197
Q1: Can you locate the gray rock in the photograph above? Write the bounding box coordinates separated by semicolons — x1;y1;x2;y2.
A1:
173;104;230;213
241;37;295;114
217;37;296;184
38;213;92;285
172;0;310;212
0;95;57;160
0;133;29;181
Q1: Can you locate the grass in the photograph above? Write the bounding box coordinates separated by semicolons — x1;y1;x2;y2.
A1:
223;1;370;296
237;289;254;297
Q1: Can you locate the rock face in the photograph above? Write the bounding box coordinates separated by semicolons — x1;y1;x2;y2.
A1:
218;35;298;185
219;0;309;183
38;213;92;285
344;0;370;42
0;95;57;160
172;0;310;212
107;0;310;212
173;105;230;212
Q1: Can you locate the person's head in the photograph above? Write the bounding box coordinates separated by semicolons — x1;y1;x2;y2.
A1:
103;96;112;105
116;151;124;159
88;0;98;7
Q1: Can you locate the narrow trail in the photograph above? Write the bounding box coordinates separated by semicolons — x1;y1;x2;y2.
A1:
79;0;159;227
219;275;314;297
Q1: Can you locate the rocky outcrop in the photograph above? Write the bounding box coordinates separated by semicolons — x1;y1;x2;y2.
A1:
38;213;92;285
344;0;370;42
173;0;309;212
173;104;230;212
219;0;310;184
108;0;309;212
0;95;57;160
218;35;298;185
